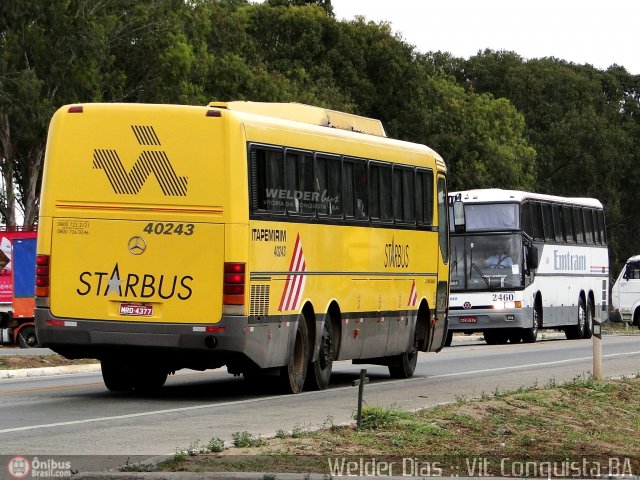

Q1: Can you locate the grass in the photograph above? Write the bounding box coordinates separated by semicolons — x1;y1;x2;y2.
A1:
601;321;640;335
147;376;640;476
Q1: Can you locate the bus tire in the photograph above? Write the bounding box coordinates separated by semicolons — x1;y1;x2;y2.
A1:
483;330;508;345
583;298;594;339
17;325;39;348
133;368;168;392
280;315;309;394
388;347;418;379
507;330;522;344
101;360;134;392
522;306;540;343
305;317;334;391
444;330;453;347
565;297;587;340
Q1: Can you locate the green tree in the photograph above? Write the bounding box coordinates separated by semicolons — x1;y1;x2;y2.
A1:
422;75;536;191
0;0;193;226
454;51;639;268
0;0;116;225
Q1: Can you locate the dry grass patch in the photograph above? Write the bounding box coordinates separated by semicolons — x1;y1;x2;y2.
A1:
154;377;640;476
0;354;97;370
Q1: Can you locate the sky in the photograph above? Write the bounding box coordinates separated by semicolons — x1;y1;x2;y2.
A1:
330;0;640;75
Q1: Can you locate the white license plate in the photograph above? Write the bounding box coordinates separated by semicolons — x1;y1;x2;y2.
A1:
119;303;153;317
459;316;477;323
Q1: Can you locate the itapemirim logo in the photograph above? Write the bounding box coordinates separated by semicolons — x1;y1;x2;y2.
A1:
93;125;188;196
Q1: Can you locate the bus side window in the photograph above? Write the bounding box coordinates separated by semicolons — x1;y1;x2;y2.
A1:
542;203;554;240
598;210;607;244
315;154;342;217
521;202;533;237
354;160;368;219
552;204;564;242
393;166;415;223
532;202;544;240
583;208;594;244
563;206;575;243
573;207;585;244
370;162;392;222
343;158;368;220
252;146;285;213
285;150;314;215
415;169;434;226
592;210;601;245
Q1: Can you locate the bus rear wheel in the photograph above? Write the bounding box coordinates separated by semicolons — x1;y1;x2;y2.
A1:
101;360;168;392
101;360;134;392
583;299;594;339
444;330;453;347
483;330;508;345
565;297;587;340
305;317;334;391
507;330;522;344
388;347;418;379
133;368;168;392
280;315;309;394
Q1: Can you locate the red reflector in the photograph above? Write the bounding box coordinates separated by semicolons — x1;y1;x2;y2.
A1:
46;319;65;327
37;255;50;266
36;265;49;275
205;326;225;333
224;273;244;284
206;110;222;117
68;105;84;113
36;277;49;287
224;284;244;295
224;263;245;273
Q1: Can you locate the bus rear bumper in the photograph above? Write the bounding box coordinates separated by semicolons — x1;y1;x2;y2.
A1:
447;307;532;332
34;308;295;370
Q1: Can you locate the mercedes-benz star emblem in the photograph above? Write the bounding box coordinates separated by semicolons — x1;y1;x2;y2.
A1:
128;236;147;255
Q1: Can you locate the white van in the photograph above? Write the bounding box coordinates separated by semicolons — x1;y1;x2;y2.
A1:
611;255;640;327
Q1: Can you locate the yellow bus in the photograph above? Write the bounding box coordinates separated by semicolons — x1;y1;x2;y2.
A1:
35;101;450;394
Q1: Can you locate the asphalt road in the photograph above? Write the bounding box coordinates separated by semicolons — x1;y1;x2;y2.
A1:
0;335;639;473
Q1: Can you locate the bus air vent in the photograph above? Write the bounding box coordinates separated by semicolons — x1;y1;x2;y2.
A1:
250;285;270;316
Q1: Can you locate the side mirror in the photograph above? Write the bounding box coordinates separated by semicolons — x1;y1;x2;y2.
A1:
453;200;465;233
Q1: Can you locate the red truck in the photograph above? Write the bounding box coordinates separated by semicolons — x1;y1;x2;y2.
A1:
0;227;38;347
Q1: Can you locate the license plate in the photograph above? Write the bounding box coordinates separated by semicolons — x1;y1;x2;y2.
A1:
119;303;153;317
459;316;477;323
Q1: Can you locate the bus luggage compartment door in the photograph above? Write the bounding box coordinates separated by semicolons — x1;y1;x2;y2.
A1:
48;218;224;325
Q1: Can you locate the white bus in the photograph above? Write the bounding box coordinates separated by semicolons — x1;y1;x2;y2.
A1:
447;189;608;345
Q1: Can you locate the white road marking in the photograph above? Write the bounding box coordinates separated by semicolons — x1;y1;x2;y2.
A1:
2;350;639;434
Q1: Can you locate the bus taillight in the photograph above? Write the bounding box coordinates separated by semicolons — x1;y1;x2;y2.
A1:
35;255;50;298
223;262;245;305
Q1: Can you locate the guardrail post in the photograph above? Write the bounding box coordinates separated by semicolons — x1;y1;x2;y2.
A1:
592;319;602;380
352;369;369;429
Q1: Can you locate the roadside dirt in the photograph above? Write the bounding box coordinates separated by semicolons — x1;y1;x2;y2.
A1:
0;353;98;370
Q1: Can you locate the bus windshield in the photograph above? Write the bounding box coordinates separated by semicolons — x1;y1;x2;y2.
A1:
450;233;523;291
